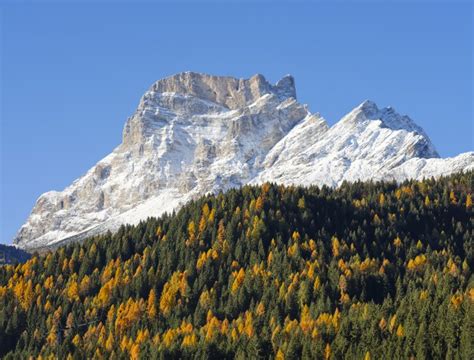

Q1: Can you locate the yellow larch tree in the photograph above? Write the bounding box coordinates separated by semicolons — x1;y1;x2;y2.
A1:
466;194;472;208
187;221;196;246
255;195;264;212
67;280;80;302
396;324;404;337
105;332;114;352
449;190;457;204
324;343;331;360
379;193;385;206
147;289;157;318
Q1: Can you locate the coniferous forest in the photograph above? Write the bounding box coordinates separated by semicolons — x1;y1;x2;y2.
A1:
0;244;31;265
1;172;473;359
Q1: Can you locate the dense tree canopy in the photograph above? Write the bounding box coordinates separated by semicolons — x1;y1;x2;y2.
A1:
1;171;473;359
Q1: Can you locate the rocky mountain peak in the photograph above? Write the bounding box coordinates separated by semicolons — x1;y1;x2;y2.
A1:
148;72;296;110
358;99;379;114
335;99;439;159
274;74;296;99
122;72;298;147
336;100;379;127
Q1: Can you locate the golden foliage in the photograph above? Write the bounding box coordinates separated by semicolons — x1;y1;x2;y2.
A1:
66;281;79;302
147;289;157;318
97;279;114;307
231;268;245;293
450;293;463;309
47;325;58;346
424;195;431;207
324;343;331;360
393;236;402;248
379;193;385;206
159;271;188;316
396;324;404;337
372;214;381;225
129;343;140;360
389;315;397;333
187;221;196;246
466;193;472;208
331;237;340;257
182;333;197;347
450;191;457;204
287;242;299;257
255;195;264;212
197;249;219;270
313;276;321;292
298;196;306;209
276;349;285;360
407;254;427;271
105;332;114;352
72;334;81;347
115;298;144;335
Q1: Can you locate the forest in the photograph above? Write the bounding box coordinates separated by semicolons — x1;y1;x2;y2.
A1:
0;244;30;265
0;171;472;359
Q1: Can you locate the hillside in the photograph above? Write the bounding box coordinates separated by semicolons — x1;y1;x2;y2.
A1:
0;245;31;265
1;172;473;359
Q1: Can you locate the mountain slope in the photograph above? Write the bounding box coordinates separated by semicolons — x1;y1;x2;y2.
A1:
1;173;473;358
253;100;468;186
13;72;474;249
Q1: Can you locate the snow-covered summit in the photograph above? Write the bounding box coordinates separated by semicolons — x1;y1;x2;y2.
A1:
13;72;473;250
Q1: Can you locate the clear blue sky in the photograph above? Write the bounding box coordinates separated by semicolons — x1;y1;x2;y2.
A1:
1;1;472;245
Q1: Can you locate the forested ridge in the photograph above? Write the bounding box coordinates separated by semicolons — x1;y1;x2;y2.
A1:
1;172;473;359
0;244;31;265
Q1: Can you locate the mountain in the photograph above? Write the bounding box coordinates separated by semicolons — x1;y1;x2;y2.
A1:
1;173;473;358
13;72;474;250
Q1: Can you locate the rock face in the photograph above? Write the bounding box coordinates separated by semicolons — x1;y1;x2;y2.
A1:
14;72;474;250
